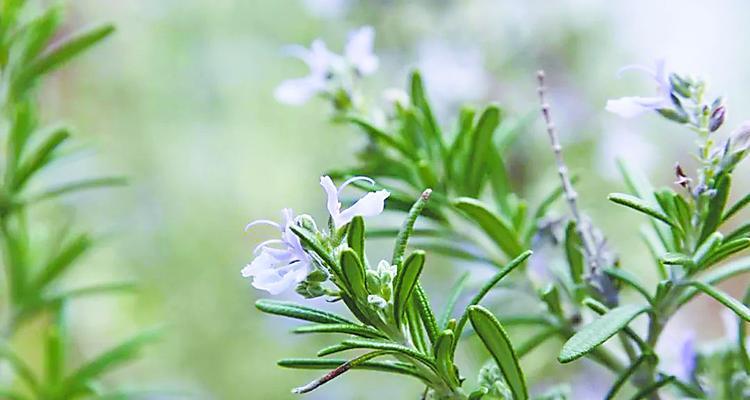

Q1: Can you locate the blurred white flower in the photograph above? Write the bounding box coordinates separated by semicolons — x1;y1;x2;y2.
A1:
275;26;378;105
275;40;338;105
242;209;312;295
606;60;672;118
345;26;378;76
416;41;488;113
320;175;390;229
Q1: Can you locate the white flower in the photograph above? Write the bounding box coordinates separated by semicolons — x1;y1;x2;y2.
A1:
242;208;312;295
320;175;390;229
274;40;338;105
606;60;673;118
375;259;397;281
274;26;378;105
344;26;378;76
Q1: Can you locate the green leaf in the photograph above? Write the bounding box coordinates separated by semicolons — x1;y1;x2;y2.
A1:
393;251;425;328
468;305;528;400
559;304;650;363
440;272;470;328
701;238;750;269
290;225;338;272
453;251;531;351
465;105;501;196
345;115;416;160
12;126;70;190
277;358;428;382
627;375;675;400
693;232;723;267
725;222;750;242
45;302;67;385
340;249;367;299
608;193;678;228
515;326;559;358
684;281;750;322
14;24;115;94
433;330;459;387
255;299;354;325
564;221;584;286
453;197;523;258
337;338;435;368
603;267;653;304
17;5;61;64
293;323;386;339
24;176;127;204
412;285;439;344
409;70;444;161
391;190;432;266
32;233;92;291
604;354;653;400
59;328;160;397
660;252;693;267
723;192;750;223
700;174;731;243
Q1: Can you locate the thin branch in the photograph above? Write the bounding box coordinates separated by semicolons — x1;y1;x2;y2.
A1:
536;70;600;272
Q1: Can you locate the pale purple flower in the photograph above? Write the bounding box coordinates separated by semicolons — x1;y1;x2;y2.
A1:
677;333;697;381
320;176;390;229
242;208;312;295
606;60;673;118
274;26;378;105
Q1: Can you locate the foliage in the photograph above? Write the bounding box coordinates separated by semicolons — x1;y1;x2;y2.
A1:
246;27;750;400
0;1;156;398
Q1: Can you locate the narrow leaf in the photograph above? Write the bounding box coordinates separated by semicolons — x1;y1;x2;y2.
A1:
685;281;750;322
608;193;678;228
255;299;354;325
468;305;528;400
564;221;584;285
391;190;432;266
699;174;730;243
293;324;386;339
559;304;649;363
340;249;367;299
393;251;425;328
453;197;523;258
277;358;428;382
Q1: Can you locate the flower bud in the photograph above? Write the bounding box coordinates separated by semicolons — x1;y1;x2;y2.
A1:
709;105;726;132
295;214;318;232
367;294;388;309
295;281;326;298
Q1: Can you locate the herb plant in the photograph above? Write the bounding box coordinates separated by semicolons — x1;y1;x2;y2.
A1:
0;1;156;399
245;28;750;399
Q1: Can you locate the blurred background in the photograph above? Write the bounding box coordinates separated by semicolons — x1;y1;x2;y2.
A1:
31;0;750;398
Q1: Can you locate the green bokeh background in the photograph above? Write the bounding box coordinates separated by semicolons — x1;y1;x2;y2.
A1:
28;0;750;398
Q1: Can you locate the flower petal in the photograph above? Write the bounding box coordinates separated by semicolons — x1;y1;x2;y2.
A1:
320;176;341;220
335;189;389;228
605;96;665;118
274;76;326;105
345;26;378;75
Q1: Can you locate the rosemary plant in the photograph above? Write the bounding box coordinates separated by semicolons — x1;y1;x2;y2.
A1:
0;1;157;399
246;27;750;399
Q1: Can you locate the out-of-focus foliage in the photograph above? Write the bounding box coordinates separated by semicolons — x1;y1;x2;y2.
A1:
22;0;750;399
